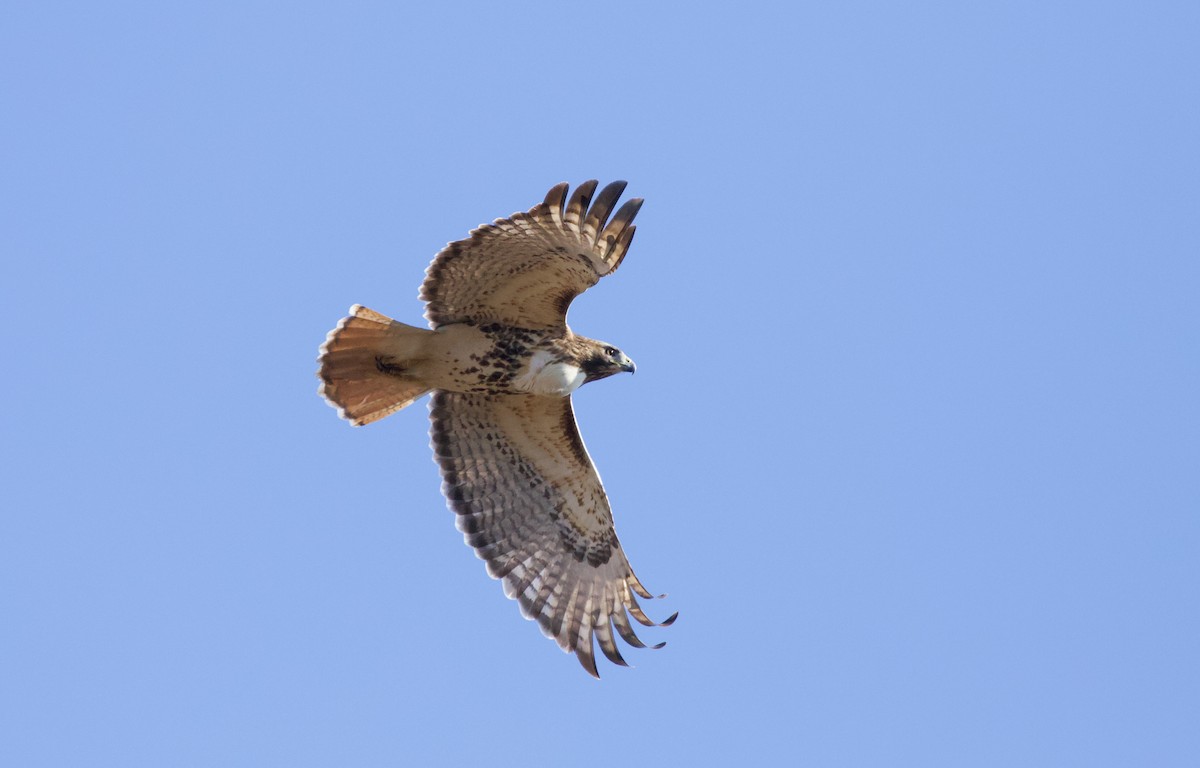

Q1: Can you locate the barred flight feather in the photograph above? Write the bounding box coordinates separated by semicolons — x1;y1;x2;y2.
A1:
429;390;673;677
420;180;641;330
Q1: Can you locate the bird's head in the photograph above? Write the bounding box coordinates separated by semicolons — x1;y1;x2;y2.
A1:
579;339;636;384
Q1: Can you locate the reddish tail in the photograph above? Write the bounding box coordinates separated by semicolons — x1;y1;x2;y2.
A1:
317;305;434;426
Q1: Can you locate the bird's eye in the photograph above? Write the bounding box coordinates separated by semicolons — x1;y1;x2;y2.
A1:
605;346;619;358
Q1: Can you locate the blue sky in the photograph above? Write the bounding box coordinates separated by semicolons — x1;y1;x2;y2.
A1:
3;2;1198;766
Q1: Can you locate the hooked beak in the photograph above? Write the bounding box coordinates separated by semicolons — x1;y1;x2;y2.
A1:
621;356;636;374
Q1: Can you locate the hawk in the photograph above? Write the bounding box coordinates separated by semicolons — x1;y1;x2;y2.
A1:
317;180;675;677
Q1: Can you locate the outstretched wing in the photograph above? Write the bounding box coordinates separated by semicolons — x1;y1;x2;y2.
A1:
429;391;674;677
420;180;642;330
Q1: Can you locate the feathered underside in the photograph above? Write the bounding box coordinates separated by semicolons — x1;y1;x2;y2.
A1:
429;391;675;677
420;180;642;330
317;180;671;677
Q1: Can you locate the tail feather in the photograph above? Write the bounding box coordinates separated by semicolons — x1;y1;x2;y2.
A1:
318;305;434;426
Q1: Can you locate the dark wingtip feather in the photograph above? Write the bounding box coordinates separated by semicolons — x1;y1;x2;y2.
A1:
599;197;643;263
660;611;679;627
583;180;628;240
612;609;648;649
544;182;569;214
576;633;601;678
604;197;642;235
609;225;636;272
629;577;655;600
564;180;599;230
595;617;630;667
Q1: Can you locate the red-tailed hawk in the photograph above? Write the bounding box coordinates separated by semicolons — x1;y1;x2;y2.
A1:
317;180;675;677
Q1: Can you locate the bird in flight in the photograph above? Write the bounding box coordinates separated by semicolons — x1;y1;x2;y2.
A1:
317;180;675;677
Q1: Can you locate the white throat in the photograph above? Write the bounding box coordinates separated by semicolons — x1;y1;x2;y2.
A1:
514;350;586;396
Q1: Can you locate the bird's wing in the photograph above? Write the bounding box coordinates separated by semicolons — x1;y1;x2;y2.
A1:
429;391;674;677
420;180;642;330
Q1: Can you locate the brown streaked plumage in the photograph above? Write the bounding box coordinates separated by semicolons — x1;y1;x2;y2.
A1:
317;181;674;677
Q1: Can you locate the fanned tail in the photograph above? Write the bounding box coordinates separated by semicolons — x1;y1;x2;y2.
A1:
317;305;434;426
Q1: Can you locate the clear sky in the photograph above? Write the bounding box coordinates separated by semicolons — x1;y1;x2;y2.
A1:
3;2;1198;766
